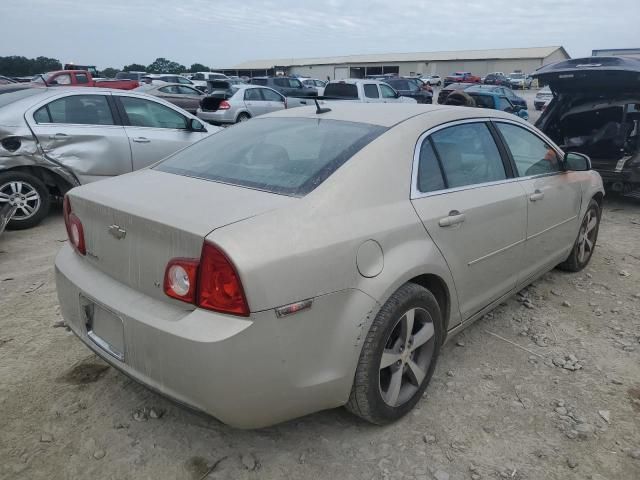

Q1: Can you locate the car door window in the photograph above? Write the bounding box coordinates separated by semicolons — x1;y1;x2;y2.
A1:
177;86;199;95
430;123;506;188
52;74;71;85
380;84;396;98
119;96;187;129
34;95;114;125
158;86;177;94
177;77;191;85
75;73;89;84
244;89;263;101
417;140;446;193
261;88;284;102
496;122;561;176
496;97;514;111
364;84;379;99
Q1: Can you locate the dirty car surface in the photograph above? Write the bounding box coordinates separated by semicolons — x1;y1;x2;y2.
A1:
533;56;640;195
55;104;604;428
0;87;217;230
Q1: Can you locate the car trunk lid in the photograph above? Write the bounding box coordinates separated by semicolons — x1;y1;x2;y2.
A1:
532;56;640;93
68;169;295;304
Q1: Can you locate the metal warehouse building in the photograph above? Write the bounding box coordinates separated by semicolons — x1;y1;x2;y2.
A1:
218;46;569;80
592;48;640;59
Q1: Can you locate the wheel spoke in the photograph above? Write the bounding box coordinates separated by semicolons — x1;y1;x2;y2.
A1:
24;192;39;202
401;309;415;345
406;359;426;386
578;239;586;262
410;322;434;351
383;368;403;406
380;350;402;370
586;215;597;233
10;182;22;194
19;206;31;216
585;237;593;251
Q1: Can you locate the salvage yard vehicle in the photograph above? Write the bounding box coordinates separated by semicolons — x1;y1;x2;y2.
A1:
197;84;286;125
443;71;481;87
301;78;327;95
508;72;533;90
135;83;204;114
0;88;217;229
437;82;474;104
322;79;417;103
190;72;229;91
384;78;433;104
249;76;318;100
421;75;441;86
533;56;640;195
534;86;553;110
465;88;529;120
32;70;139;90
55;103;603;428
466;84;528;110
483;73;510;86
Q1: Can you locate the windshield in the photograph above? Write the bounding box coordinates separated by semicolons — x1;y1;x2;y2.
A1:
155;118;387;196
511;74;524;79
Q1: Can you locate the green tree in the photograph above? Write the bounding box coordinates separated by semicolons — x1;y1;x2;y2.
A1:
100;67;118;78
147;57;186;74
0;55;61;76
189;63;210;73
122;63;147;72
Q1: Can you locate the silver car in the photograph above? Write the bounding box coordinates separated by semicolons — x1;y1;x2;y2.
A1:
0;88;218;229
196;85;286;125
55;104;604;428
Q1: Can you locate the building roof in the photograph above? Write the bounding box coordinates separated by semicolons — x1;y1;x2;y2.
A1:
224;46;568;70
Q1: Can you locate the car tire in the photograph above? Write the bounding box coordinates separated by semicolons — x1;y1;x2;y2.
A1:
557;199;601;272
437;81;441;87
346;283;443;425
0;171;51;230
236;112;251;123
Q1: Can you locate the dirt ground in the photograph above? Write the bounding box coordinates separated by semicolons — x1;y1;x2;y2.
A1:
1;192;640;480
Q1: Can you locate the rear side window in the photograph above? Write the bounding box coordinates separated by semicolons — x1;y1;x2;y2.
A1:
430;123;506;189
34;95;114;125
251;78;268;86
324;83;358;99
75;73;89;84
274;78;288;87
387;80;410;90
417;141;446;193
244;89;262;101
364;84;379;98
156;118;387;196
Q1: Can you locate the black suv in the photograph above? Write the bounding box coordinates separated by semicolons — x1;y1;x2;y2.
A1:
249;77;317;97
483;73;510;86
384;77;433;104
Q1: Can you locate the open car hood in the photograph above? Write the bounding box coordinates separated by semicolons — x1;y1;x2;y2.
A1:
532;56;640;93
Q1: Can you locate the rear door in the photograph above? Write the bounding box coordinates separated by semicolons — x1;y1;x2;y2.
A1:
363;83;382;103
27;92;132;182
493;121;583;282
411;120;527;321
243;88;268;117
380;83;400;103
114;94;208;171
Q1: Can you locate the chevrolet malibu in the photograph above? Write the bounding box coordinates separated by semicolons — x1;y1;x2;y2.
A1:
55;104;604;428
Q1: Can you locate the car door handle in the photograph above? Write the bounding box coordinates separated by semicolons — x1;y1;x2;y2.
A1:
49;133;69;140
132;137;150;143
438;210;466;227
246;102;253;106
529;190;544;202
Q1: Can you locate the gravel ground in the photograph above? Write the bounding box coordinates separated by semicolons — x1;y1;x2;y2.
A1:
1;197;640;480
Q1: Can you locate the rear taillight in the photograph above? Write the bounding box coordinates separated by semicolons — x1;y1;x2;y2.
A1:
218;100;231;110
163;242;249;317
198;243;249;316
63;195;85;255
163;258;199;303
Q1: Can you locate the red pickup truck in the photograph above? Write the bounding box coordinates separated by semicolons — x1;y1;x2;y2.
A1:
443;71;482;87
32;70;139;90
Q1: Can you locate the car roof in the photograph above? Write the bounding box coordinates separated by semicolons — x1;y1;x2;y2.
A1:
260;103;520;127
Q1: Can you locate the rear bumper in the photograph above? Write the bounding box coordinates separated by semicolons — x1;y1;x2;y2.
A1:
55;245;377;428
196;108;235;124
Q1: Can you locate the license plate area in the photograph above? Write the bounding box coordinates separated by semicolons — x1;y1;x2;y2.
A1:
80;295;125;362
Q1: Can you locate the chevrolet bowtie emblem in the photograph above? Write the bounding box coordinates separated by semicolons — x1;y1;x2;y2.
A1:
108;224;126;240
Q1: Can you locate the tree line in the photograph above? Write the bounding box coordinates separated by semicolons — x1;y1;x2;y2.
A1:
0;56;214;77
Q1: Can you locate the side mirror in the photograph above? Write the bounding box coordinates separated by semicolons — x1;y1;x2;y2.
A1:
188;118;206;132
395;91;401;98
564;152;591;171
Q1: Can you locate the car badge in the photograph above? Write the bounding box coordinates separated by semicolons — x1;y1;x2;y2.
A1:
108;224;126;240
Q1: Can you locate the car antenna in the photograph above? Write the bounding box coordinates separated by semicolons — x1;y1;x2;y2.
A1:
314;98;331;114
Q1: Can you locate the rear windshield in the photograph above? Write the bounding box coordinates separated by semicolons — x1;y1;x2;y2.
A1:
155;118;387;196
324;83;358;99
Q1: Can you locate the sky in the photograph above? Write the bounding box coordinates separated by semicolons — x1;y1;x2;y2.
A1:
1;0;639;70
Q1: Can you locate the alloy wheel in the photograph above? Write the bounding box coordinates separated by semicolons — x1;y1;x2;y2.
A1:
577;208;598;263
379;308;435;407
0;181;41;220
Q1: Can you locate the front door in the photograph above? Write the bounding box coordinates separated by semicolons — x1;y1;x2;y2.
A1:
115;95;208;170
28;92;132;183
493;121;583;282
259;88;287;114
411;121;527;320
